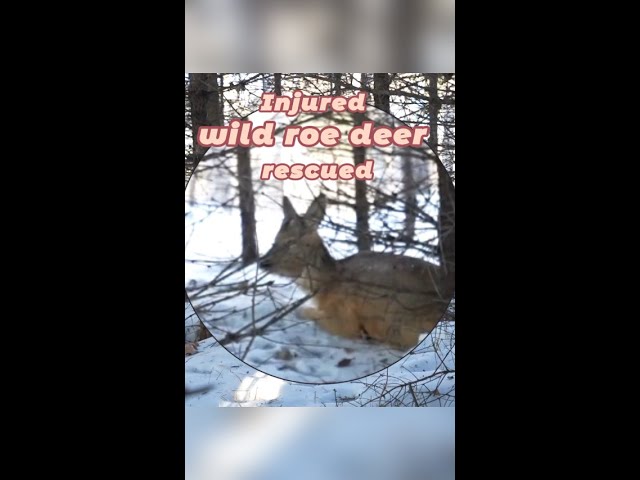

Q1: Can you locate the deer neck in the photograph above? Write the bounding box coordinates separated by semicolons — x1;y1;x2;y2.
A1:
297;242;336;293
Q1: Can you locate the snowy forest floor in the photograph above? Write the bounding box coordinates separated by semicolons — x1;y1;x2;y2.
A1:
185;302;455;407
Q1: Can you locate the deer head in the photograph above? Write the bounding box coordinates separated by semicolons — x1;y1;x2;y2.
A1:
259;194;333;280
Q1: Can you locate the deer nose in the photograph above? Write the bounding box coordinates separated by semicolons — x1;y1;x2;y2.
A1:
259;257;272;269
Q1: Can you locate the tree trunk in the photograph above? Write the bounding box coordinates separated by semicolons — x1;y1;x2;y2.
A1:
373;74;418;243
274;73;282;96
350;73;374;252
188;73;221;169
217;74;224;127
333;73;342;95
373;73;391;113
237;147;258;265
353;131;371;252
437;160;455;293
426;74;439;155
401;150;417;242
187;73;223;341
428;74;455;293
360;72;369;91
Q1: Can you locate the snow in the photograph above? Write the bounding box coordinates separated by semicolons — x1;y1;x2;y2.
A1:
185;300;455;407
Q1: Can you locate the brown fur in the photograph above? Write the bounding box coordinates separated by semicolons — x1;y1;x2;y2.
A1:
259;195;454;350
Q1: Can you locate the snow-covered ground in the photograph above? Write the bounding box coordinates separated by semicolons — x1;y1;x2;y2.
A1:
186;300;455;407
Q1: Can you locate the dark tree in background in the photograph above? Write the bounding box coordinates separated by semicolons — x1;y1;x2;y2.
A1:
373;73;391;113
186;73;223;339
352;107;372;252
274;73;282;96
187;73;222;171
427;73;455;288
236;147;258;264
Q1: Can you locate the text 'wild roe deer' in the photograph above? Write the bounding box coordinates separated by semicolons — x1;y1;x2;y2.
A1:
259;194;455;350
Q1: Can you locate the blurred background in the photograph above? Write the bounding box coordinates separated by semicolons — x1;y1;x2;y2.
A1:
185;0;455;72
186;407;455;480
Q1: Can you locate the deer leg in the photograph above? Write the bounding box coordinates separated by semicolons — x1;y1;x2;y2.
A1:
298;306;363;339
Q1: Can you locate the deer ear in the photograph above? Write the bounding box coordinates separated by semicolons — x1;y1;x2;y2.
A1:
304;194;327;228
282;196;297;220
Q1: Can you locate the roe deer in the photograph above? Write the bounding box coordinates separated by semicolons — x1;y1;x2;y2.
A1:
259;194;455;350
